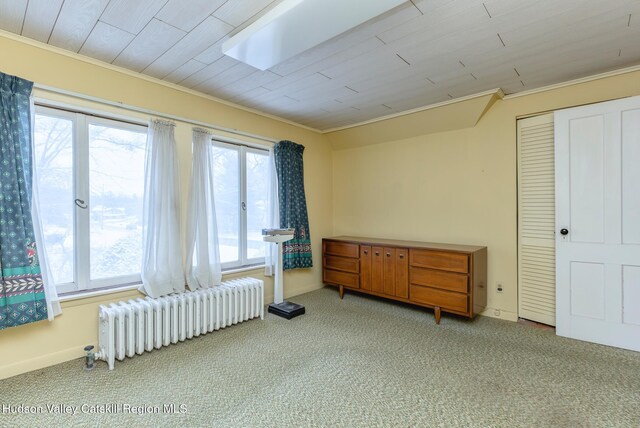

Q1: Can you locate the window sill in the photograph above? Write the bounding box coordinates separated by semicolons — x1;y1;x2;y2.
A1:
59;283;142;303
222;264;266;275
58;265;267;303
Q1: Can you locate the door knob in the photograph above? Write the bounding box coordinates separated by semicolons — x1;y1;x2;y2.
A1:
560;228;569;236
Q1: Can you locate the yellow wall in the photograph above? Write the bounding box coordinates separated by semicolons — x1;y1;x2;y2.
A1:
0;34;333;379
328;68;640;322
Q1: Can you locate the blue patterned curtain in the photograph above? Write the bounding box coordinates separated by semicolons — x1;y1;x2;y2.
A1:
274;140;312;270
0;72;48;329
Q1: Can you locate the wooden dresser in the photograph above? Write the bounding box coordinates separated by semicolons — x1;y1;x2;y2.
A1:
322;236;487;324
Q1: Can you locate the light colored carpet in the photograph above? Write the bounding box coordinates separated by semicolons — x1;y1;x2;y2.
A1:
2;287;639;428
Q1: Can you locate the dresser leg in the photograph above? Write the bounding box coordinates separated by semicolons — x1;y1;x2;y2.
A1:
434;306;441;325
339;285;344;299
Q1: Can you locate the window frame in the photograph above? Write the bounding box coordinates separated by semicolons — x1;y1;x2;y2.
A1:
211;138;270;271
34;104;148;294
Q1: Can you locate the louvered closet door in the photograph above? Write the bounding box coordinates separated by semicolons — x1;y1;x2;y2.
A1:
517;114;556;326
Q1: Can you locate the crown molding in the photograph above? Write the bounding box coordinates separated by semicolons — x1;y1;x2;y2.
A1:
322;88;504;133
502;63;640;100
0;30;322;134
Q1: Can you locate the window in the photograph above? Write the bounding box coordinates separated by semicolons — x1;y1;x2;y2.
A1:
212;140;270;270
34;105;147;293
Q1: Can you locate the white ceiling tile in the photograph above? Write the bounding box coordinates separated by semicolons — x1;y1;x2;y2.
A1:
221;71;282;97
410;0;457;15
49;0;110;52
376;1;483;45
250;73;332;105
143;16;232;79
179;55;238;88
302;51;410;103
156;0;227;32
396;25;502;67
213;0;276;27
481;0;543;19
229;86;272;103
100;0;167;35
79;21;134;63
263;37;384;92
193;36;230;64
0;0;27;34
21;0;63;43
319;44;408;80
112;19;185;72
164;59;207;84
497;0;632;47
194;62;257;93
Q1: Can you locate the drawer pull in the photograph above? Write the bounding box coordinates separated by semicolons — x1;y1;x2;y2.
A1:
375;251;379;256
363;250;368;255
399;254;404;259
386;252;391;257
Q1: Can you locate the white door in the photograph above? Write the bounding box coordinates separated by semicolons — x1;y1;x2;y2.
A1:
555;96;640;352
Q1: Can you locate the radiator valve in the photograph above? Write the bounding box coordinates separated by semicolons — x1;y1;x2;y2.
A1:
84;345;96;371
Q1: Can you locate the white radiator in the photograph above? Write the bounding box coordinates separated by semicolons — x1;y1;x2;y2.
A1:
96;278;264;370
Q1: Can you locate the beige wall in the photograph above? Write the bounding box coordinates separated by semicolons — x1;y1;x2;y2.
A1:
328;67;640;322
0;35;333;379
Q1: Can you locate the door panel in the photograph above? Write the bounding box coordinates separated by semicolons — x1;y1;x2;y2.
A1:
569;116;605;244
570;262;605;320
360;245;372;291
371;246;384;293
622;109;640;245
623;265;640;326
395;248;408;298
383;247;396;295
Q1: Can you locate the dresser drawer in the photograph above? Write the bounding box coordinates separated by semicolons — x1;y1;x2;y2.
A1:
410;285;468;313
323;269;359;289
323;241;359;258
409;249;469;274
410;268;468;293
324;255;359;274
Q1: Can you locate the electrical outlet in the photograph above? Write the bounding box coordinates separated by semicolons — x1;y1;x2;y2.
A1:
496;282;504;293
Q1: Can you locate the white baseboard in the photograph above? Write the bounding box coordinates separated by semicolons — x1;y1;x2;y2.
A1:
1;347;84;380
479;307;518;322
264;282;325;305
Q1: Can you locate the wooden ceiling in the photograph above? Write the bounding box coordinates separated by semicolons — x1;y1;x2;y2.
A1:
1;0;639;131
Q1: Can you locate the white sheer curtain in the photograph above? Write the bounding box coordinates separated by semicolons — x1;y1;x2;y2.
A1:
30;97;61;320
264;147;279;276
140;119;184;298
185;128;222;289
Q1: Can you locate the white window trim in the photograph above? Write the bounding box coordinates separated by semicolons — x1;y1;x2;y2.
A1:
35;104;147;293
211;138;270;271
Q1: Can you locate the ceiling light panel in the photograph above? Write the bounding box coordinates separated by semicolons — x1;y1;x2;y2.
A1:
222;0;408;70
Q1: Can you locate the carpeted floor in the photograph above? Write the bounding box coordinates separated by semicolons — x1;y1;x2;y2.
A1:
2;287;639;427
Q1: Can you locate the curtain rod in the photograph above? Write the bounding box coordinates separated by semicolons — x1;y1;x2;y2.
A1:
34;83;278;144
